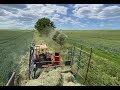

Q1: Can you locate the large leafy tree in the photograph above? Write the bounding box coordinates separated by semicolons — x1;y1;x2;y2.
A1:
35;17;56;36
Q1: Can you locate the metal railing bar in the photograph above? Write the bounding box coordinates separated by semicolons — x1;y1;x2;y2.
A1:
6;72;15;86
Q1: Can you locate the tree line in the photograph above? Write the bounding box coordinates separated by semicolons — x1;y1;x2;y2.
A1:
34;17;67;47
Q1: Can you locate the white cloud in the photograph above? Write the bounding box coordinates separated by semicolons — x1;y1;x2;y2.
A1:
73;4;104;17
0;4;27;9
98;6;120;19
23;4;68;19
1;4;120;30
73;4;120;19
99;23;113;27
0;4;68;21
0;4;68;29
0;20;22;29
0;10;6;16
51;16;81;25
0;20;33;30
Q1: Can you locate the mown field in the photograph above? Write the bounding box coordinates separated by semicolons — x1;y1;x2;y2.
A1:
62;30;120;86
0;30;33;86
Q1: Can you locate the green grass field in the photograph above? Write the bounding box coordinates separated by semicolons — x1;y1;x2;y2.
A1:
0;29;120;86
63;30;120;64
0;30;33;86
62;30;120;86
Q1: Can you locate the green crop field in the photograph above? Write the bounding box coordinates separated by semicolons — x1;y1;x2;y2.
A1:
62;30;120;86
0;30;33;86
0;29;120;86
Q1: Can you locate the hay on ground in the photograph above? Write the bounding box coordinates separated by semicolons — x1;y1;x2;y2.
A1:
61;72;74;83
26;68;61;86
63;82;81;86
25;66;83;86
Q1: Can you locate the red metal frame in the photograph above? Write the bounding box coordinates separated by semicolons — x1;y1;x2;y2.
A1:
33;45;62;68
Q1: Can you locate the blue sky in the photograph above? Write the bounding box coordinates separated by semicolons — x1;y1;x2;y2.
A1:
0;4;120;30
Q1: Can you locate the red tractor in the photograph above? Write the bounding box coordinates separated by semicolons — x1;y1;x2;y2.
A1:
33;44;62;68
29;44;70;79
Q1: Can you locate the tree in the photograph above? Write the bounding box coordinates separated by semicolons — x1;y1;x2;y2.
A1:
52;30;60;41
56;33;67;47
35;17;55;36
